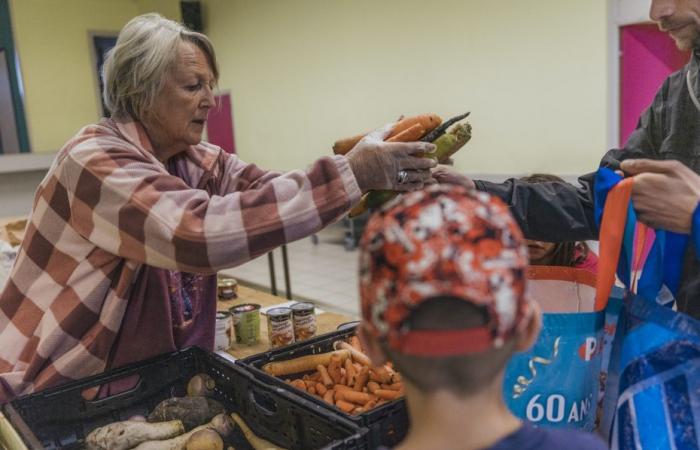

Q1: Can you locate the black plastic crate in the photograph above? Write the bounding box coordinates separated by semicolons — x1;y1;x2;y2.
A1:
2;346;367;450
240;327;409;449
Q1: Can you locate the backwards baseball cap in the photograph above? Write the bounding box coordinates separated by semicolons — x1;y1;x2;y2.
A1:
359;184;531;357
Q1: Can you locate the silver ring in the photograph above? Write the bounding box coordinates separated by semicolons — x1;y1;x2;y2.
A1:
397;170;409;184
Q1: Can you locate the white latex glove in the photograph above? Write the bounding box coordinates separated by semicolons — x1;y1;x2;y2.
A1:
346;123;437;192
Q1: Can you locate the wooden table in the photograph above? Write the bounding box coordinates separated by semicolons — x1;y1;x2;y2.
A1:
218;285;357;359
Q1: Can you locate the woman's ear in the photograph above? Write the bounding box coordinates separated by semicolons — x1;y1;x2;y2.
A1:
515;301;542;352
357;322;388;367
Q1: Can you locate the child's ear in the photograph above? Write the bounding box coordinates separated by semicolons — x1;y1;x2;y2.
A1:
357;322;388;366
515;301;542;352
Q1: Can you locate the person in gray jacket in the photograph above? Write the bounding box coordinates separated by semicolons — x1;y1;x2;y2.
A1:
435;0;700;317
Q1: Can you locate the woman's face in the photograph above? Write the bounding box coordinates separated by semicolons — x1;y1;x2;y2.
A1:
144;41;216;160
526;239;557;264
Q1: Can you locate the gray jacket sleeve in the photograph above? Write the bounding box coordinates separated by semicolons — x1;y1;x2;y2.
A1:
475;78;667;242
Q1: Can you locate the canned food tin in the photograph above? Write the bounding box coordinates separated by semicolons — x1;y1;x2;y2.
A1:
267;307;295;348
230;303;261;346
214;311;232;351
217;277;238;300
291;302;316;341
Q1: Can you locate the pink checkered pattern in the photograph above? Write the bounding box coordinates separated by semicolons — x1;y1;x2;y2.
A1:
0;117;360;402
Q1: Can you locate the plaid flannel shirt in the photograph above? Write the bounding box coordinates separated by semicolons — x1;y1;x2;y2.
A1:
0;117;360;402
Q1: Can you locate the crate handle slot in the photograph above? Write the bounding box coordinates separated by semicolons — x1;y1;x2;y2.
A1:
81;374;142;402
248;390;279;417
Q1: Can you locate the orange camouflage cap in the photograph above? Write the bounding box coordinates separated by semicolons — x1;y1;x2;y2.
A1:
359;184;532;356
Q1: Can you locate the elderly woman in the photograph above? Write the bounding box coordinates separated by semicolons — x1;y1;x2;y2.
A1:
0;14;434;401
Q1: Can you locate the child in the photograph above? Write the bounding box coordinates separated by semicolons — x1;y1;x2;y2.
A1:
520;174;598;273
357;185;607;450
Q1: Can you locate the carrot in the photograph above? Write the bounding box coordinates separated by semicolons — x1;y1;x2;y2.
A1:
335;341;372;367
335;390;374;405
334;384;352;392
344;359;357;386
374;366;394;384
328;355;343;384
336;400;355;413
317;364;333;388
308;386;317;395
354;366;370;391
332;114;442;155
349;336;362;351
386;123;426;143
375;389;402;401
262;350;350;376
352;407;365;415
290;379;307;392
315;383;327;396
381;382;403;391
364;399;377;410
367;381;380;394
323;389;335;404
304;380;316;389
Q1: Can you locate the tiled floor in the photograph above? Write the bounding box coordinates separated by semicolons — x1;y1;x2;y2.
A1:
220;221;362;317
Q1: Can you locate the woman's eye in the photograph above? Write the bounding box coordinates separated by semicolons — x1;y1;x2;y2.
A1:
186;83;201;91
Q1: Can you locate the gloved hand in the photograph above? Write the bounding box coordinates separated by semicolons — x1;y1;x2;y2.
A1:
346;123;437;192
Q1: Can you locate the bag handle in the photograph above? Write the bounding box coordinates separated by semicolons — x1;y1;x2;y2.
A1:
594;177;635;310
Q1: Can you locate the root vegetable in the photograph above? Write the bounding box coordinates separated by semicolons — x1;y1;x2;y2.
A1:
328;355;343;384
335;341;371;367
148;397;226;431
420;111;470;144
367;381;380;394
186;429;223;450
134;414;233;450
344;359;356;386
323;390;334;404
86;420;184;450
290;379;307;392
317;365;333;387
315;383;327;395
335;400;355;414
375;389;402;401
261;350;350;376
187;373;216;397
353;366;369;391
335;390;374;405
386;123;426;143
231;413;286;450
332;114;442;155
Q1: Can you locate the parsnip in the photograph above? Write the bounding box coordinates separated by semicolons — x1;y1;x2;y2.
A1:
133;414;233;450
85;419;184;450
231;413;286;450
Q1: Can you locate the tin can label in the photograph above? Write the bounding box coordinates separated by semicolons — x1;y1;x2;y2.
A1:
214;311;231;351
267;307;295;348
292;303;316;341
230;303;261;346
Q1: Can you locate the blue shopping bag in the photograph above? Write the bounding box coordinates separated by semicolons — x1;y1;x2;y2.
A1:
503;266;607;431
593;169;700;449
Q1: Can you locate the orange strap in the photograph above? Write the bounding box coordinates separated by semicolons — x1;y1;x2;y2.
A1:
594;178;634;310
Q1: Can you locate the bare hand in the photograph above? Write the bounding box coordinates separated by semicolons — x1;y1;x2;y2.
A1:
346;123;437;192
431;165;476;190
620;159;700;233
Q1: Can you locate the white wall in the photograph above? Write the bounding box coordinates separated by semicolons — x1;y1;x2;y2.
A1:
204;0;609;177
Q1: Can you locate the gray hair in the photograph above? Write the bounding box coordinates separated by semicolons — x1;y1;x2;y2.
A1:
102;13;219;120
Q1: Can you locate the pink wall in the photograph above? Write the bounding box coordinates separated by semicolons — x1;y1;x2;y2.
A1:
620;24;689;146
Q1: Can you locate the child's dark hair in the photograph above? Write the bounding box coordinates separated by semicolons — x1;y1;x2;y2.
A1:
519;173;591;267
381;296;516;396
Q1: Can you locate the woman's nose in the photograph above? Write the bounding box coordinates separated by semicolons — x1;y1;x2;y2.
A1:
200;85;216;109
650;0;676;22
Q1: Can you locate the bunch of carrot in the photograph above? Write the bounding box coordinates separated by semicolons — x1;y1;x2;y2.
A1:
332;112;472;218
264;336;403;415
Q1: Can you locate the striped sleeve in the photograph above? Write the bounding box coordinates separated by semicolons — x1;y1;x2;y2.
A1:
62;143;361;273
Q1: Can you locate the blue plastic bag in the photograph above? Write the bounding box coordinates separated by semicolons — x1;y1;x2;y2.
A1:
503;266;606;431
593;168;700;448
